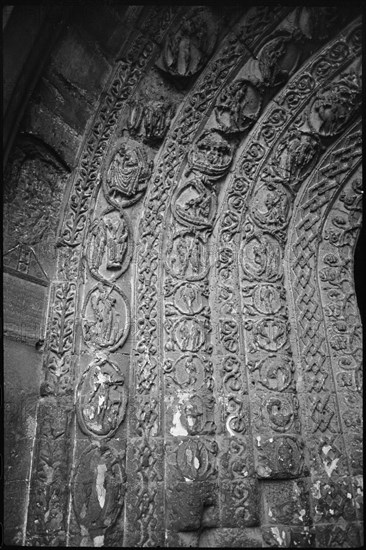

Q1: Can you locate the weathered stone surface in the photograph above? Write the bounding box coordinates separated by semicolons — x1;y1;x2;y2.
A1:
3;5;363;548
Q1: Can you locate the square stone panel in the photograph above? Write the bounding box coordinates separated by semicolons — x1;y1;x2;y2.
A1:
309;476;356;524
314;522;362;548
307;432;349;480
261;479;311;526
124;481;165;547
126;437;164;484
166;480;219;532
220;478;259;528
217;435;255;479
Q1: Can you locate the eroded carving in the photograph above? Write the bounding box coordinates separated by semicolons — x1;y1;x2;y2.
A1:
188;130;234;179
82;284;130;351
214;79;262;134
172;177;217;229
76;359;127;438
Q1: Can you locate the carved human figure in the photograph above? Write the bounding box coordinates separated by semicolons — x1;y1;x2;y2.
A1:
184;355;198;386
89;221;107;272
105;141;153;207
180;320;190;349
190;322;202;350
180;283;197;314
105;218;128;269
85;285;120;347
188;236;202;274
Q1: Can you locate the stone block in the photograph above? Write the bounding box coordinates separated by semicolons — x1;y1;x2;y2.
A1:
4;481;28;545
166;480;219;531
217;435;255;479
124;481;165;547
309;476;356;524
314;522;362;548
220;478;260;528
261;479;311;526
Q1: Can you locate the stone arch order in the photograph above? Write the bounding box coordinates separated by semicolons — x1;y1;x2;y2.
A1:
20;6;362;548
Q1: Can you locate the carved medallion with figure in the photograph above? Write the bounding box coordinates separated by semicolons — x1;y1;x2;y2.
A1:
241;233;283;282
76;359;127;438
172;177;217;229
273;130;321;190
171;317;206;352
86;210;131;283
214;79;262;134
82;283;130;351
103;139;153;208
242;283;284;316
257;34;301;89
188;130;234;179
165;230;209;281
249;182;291;231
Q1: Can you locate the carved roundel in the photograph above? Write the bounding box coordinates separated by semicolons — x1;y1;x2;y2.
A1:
72;443;125;531
173;282;204;315
272;130;321;190
85;209;132;283
249;182;291;231
82;283;130;351
241;233;283;282
172;177;217;229
252;284;282;315
214;78;262;134
188;130;234;179
308;72;361;137
253;317;288;352
165;229;209;281
255;355;294;392
103;138;153;208
173;317;206;352
164;353;206;389
76;359;127;438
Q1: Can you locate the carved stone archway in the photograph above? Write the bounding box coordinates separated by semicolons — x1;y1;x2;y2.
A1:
3;5;362;548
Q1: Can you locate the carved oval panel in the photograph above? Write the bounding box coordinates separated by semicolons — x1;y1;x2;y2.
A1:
173;317;205;352
241;233;283;281
82;284;130;351
103;139;153;208
172;178;217;229
256;435;305;479
76;359;127;438
176;439;215;481
165;230;209;281
214;79;262;134
72;444;125;532
249;182;291;231
188;130;234;179
86;209;132;283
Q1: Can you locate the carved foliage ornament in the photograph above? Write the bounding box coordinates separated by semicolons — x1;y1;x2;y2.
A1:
76;359;127;439
103;139;153;208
